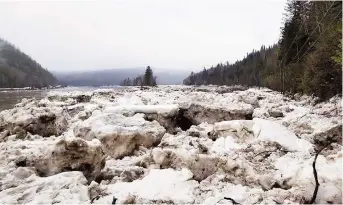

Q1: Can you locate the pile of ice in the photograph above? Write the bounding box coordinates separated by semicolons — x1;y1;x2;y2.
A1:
0;85;341;204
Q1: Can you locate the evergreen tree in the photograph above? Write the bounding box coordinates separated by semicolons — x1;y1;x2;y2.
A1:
144;66;154;86
120;66;157;87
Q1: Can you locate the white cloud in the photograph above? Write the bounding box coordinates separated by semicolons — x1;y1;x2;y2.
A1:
0;0;286;72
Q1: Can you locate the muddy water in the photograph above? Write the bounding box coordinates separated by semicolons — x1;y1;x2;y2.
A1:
0;90;48;111
0;86;109;111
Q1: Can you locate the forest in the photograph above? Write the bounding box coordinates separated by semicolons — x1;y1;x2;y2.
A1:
0;38;57;88
183;0;342;100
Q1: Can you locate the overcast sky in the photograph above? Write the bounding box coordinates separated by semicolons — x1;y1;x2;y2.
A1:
0;0;286;72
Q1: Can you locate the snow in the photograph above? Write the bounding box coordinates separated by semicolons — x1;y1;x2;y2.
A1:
214;120;254;132
0;171;89;204
210;119;313;154
253;118;314;153
202;184;259;205
275;152;343;186
273;152;342;203
96;168;198;204
75;113;165;141
210;136;243;154
0;85;341;204
103;104;179;115
73;112;165;158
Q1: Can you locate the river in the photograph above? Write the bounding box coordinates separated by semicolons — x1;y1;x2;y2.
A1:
0;86;112;111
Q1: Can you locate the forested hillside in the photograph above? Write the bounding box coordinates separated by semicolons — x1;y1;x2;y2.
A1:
184;0;342;100
183;45;279;89
0;38;57;88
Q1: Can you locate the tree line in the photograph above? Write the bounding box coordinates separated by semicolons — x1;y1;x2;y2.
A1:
183;0;342;100
183;44;279;89
120;66;157;86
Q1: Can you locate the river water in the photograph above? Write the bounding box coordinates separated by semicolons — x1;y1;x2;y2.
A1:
0;87;108;111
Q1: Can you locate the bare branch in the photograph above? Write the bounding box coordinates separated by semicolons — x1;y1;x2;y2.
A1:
224;197;240;204
307;143;331;204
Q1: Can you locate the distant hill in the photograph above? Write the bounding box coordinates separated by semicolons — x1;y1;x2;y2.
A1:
54;68;191;86
0;38;57;88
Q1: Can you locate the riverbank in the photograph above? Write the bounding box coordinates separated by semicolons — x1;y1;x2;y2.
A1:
0;85;341;204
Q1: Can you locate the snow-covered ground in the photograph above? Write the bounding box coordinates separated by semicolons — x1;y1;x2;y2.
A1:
0;85;341;204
